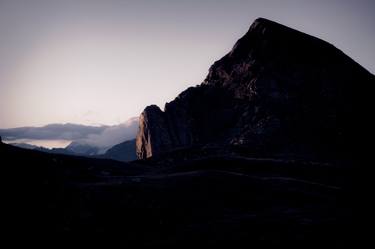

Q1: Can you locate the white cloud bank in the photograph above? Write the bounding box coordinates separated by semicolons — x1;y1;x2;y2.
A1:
0;117;139;152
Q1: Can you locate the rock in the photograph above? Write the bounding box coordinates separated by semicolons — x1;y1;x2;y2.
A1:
136;18;375;160
136;105;173;159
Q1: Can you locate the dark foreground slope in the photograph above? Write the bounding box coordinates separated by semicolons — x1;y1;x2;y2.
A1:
2;142;358;248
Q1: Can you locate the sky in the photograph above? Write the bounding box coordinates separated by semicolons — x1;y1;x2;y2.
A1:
1;0;374;128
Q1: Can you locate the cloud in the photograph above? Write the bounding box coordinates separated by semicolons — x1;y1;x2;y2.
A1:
74;117;139;151
0;123;108;140
0;117;139;151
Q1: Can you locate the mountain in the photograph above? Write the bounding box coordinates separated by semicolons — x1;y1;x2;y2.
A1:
64;141;100;155
136;18;375;161
9;139;137;161
101;139;137;162
1;18;368;248
8;141;81;155
9;142;42;150
62;117;138;156
0;117;139;156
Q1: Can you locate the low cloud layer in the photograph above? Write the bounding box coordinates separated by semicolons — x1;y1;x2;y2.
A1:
0;117;139;150
0;123;107;141
74;117;139;149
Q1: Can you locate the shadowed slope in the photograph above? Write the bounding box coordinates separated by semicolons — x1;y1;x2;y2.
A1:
136;18;375;160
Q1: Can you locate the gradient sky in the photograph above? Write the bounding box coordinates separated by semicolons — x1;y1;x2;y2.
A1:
1;0;374;128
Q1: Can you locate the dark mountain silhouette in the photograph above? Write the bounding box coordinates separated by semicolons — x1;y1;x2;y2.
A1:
101;139;137;162
6;140;81;154
2;18;370;247
8;139;137;161
136;18;375;161
0;117;139;155
9;142;41;150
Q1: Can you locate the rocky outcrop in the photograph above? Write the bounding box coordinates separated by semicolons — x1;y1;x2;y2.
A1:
136;105;174;159
136;18;375;160
136;86;241;159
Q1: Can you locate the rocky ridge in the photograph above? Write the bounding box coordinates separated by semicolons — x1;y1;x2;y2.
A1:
136;18;375;160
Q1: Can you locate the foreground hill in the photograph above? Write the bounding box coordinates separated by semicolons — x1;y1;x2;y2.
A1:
1;140;357;247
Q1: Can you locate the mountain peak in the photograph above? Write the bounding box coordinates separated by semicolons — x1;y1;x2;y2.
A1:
228;17;318;58
249;17;287;32
136;18;375;160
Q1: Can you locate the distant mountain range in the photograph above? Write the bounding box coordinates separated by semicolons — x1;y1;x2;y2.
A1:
9;139;137;162
0;117;139;161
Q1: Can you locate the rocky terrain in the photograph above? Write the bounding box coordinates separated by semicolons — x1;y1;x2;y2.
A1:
136;18;375;161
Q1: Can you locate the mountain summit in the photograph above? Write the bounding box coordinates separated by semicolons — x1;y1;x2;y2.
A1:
136;18;375;160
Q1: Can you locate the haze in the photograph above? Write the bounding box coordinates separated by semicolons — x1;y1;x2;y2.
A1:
1;0;374;128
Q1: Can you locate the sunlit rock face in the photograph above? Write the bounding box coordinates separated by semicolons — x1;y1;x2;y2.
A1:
136;18;375;160
136;105;173;159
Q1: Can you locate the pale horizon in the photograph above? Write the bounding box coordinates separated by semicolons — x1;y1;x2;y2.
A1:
1;0;374;128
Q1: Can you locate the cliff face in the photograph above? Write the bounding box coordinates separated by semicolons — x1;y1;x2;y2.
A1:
136;18;375;160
